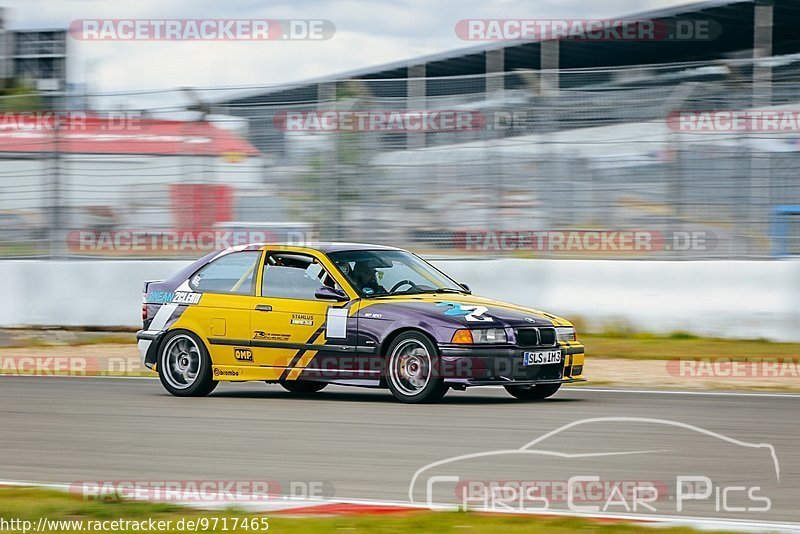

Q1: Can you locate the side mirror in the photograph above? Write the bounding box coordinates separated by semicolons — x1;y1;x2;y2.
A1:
315;286;349;302
459;283;471;294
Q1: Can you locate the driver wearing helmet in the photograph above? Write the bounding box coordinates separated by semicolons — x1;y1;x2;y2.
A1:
350;261;387;296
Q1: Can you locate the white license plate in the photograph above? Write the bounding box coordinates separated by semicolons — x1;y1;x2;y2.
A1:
523;350;562;365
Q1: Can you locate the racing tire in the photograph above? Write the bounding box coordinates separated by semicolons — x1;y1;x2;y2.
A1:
279;380;327;394
504;383;561;400
386;331;447;404
157;330;218;397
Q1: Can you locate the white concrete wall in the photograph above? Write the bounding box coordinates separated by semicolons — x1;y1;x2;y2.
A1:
1;259;798;342
0;260;189;329
439;259;800;342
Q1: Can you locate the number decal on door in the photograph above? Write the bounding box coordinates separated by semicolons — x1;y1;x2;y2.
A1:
436;302;493;322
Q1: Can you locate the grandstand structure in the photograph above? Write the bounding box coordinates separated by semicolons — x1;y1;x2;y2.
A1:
216;0;800;153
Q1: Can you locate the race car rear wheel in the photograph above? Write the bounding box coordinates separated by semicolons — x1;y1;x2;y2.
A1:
158;330;217;397
386;332;447;404
280;380;327;394
504;383;561;400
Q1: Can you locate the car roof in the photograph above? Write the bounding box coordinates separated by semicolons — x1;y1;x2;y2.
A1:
226;242;403;255
312;242;402;254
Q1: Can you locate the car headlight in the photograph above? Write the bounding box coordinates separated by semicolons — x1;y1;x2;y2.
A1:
556;326;576;342
452;328;507;344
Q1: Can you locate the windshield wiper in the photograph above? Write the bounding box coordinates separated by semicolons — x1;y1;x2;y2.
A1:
422;287;465;294
382;287;466;297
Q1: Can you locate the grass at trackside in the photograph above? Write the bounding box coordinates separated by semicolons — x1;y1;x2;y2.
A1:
268;514;722;533
0;332;135;348
580;333;800;361
16;334;136;347
0;487;729;533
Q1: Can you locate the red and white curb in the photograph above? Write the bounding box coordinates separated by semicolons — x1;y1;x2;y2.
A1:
1;480;798;532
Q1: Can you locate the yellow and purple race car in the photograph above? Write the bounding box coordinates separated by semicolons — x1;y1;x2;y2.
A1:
137;243;585;403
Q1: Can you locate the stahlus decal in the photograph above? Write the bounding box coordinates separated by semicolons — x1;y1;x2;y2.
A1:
290;313;314;326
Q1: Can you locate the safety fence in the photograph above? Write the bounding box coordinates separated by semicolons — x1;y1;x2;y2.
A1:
1;55;800;259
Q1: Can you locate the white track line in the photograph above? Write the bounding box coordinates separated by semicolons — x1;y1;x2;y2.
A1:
1;479;798;533
1;374;798;398
563;387;800;398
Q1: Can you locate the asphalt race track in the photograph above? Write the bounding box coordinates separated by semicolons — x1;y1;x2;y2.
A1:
1;376;798;526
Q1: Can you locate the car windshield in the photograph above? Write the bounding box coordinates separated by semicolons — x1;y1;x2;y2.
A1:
328;249;464;297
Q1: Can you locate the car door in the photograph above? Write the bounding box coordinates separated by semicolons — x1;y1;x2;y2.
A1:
183;250;261;367
251;250;360;381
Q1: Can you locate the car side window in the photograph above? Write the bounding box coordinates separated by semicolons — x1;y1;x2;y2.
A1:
189;251;261;295
262;253;338;300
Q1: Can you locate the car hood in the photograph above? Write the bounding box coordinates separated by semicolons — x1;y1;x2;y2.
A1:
358;293;572;329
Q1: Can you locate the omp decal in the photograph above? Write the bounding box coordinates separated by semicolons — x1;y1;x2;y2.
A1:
436;301;492;322
147;291;201;305
326;307;348;338
234;348;253;362
291;313;314;326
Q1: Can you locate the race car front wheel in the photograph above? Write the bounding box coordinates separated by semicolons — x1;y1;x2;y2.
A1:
157;330;218;397
386;332;447;404
504;383;561;400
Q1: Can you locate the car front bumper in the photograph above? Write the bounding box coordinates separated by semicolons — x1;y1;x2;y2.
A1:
438;342;586;387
